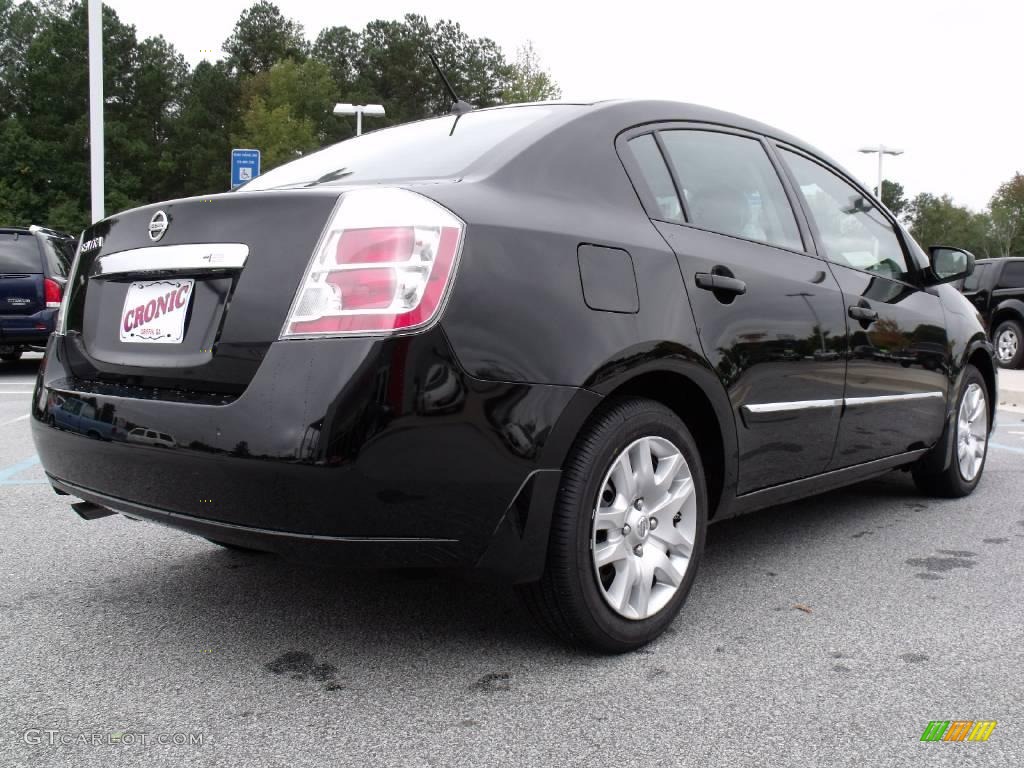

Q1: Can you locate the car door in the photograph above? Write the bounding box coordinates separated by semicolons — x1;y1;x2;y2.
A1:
775;146;949;467
620;126;849;494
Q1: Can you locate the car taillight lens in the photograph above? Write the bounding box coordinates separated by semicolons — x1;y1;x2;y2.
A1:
44;278;62;309
281;188;465;338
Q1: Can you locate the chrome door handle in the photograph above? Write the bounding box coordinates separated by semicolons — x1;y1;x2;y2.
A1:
695;273;747;296
848;305;878;323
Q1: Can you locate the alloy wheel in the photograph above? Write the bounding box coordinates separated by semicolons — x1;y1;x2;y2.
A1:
996;328;1018;364
590;436;697;620
957;382;988;482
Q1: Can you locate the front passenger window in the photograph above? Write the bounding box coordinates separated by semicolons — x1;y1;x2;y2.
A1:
781;149;910;281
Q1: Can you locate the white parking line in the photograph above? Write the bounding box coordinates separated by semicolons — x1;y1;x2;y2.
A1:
1;414;29;426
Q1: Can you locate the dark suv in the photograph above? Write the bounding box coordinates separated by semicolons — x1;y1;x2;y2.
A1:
0;226;74;361
958;257;1024;368
31;101;996;652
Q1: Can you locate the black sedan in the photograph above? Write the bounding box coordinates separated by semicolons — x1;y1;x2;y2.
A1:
32;100;996;652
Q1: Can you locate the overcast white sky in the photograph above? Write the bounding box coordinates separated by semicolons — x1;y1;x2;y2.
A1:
105;0;1023;210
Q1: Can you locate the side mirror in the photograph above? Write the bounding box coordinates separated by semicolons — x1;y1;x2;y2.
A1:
926;245;975;285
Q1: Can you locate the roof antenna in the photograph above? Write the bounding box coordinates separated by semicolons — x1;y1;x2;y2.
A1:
428;52;474;115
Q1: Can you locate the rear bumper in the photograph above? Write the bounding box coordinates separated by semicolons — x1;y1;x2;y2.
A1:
0;308;56;345
31;331;600;581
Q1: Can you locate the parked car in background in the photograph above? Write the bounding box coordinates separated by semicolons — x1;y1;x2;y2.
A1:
31;101;996;652
957;257;1024;368
125;427;175;449
0;226;74;362
49;393;124;441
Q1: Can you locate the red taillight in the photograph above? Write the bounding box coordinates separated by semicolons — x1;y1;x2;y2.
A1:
44;278;62;309
336;227;415;264
282;189;465;338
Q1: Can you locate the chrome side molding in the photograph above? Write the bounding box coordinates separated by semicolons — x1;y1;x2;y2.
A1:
742;391;945;423
744;399;843;414
92;243;249;276
845;392;944;406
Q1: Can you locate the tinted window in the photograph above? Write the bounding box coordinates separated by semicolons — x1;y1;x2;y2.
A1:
627;134;683;222
40;237;71;277
242;106;572;190
962;263;990;292
781;150;909;280
998;262;1024;289
659;130;802;251
0;232;43;273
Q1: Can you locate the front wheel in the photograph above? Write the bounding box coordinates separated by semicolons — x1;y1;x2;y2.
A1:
518;398;707;653
994;319;1023;369
912;365;990;497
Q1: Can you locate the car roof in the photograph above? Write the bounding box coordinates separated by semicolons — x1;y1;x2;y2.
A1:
0;226;73;238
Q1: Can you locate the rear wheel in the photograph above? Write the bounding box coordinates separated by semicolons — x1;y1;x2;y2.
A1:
993;319;1022;368
518;398;707;653
912;365;989;497
0;351;22;362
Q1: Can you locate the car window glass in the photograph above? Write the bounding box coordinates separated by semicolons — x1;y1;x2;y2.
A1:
962;263;989;292
40;237;70;276
0;232;43;272
242;106;573;190
626;134;683;223
781;150;909;280
998;262;1024;289
658;130;803;251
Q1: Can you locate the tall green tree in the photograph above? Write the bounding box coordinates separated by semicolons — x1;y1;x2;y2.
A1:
233;59;335;170
503;41;561;103
880;179;907;218
0;1;561;229
906;193;991;257
166;61;241;194
223;1;307;76
989;173;1024;258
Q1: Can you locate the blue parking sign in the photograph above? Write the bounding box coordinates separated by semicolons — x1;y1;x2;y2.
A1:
231;149;261;189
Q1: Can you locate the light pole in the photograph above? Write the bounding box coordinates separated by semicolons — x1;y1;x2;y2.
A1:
88;0;104;222
858;144;904;205
333;103;386;136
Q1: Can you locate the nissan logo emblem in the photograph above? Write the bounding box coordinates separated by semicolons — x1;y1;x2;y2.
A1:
148;210;169;242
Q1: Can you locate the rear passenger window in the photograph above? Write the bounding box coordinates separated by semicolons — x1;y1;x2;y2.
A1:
627;134;683;223
998;262;1024;289
781;150;910;281
658;130;803;251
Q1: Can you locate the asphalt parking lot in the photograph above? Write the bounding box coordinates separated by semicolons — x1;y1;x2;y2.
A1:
1;354;1021;767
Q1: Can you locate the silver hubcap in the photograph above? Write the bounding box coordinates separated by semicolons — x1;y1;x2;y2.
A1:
997;328;1018;363
590;436;697;620
957;382;988;482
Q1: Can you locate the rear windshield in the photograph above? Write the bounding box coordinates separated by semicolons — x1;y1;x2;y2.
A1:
241;106;571;190
0;232;43;273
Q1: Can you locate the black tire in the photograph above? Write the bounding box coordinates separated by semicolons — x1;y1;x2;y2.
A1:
0;351;23;362
912;365;990;498
993;319;1023;369
205;538;264;553
518;397;707;653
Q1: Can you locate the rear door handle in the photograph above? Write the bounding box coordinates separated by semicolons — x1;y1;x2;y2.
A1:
848;305;878;322
695;273;747;296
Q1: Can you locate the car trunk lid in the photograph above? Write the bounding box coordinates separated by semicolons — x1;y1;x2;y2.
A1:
62;190;342;395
